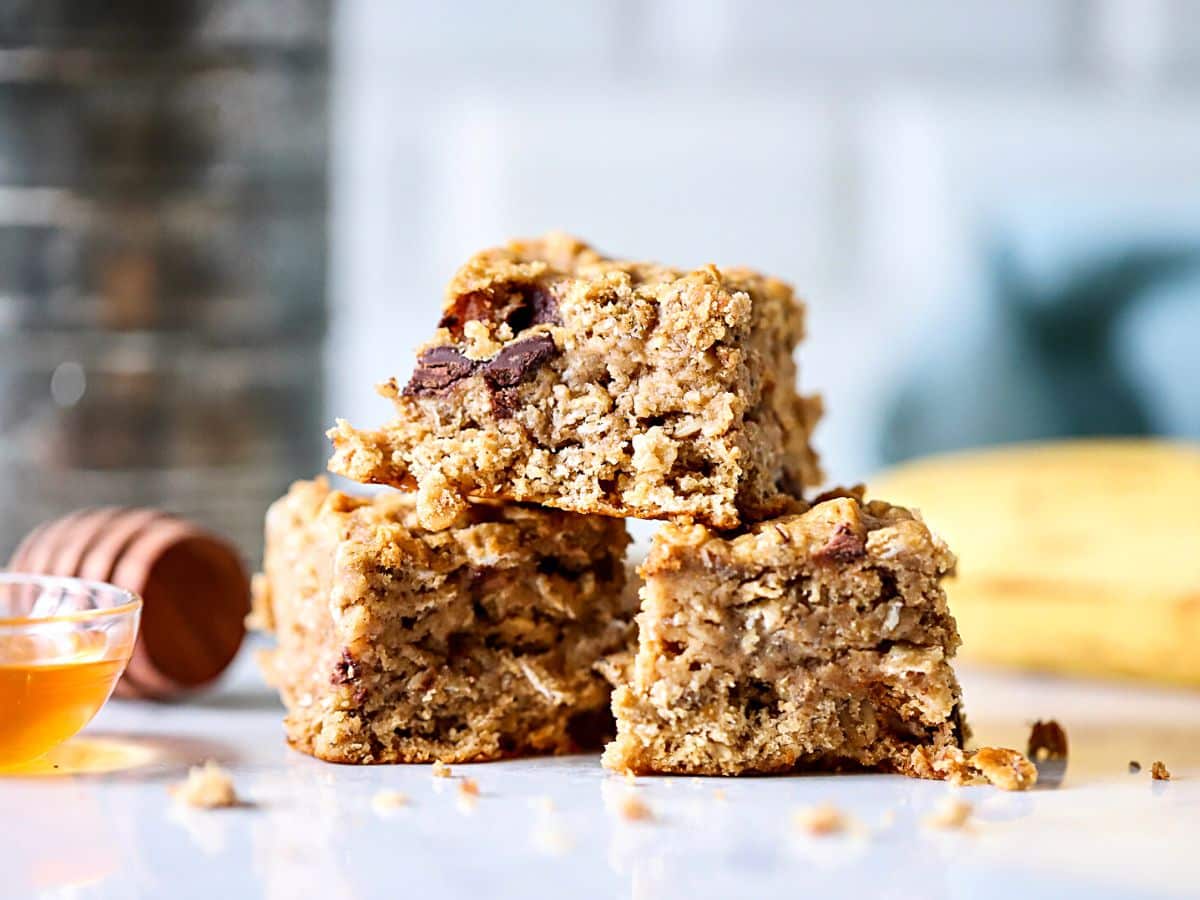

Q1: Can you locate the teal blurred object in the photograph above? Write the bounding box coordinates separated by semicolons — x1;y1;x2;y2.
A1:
883;228;1200;464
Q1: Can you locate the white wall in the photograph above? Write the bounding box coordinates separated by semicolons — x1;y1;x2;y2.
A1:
328;0;1200;485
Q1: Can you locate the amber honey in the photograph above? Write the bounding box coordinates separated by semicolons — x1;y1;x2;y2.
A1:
0;657;127;767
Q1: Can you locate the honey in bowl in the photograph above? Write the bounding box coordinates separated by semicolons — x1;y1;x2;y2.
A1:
0;576;140;769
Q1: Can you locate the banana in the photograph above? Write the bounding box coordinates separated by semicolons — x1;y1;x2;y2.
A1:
871;439;1200;686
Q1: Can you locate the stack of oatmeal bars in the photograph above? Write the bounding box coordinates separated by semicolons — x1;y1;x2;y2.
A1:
253;234;993;780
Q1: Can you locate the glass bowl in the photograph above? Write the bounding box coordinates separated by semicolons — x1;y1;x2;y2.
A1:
0;574;141;768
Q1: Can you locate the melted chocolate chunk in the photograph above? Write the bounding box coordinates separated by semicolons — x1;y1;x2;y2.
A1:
503;285;560;333
438;283;560;339
403;345;479;396
438;291;495;337
814;523;866;563
402;334;559;409
482;334;558;388
483;334;559;417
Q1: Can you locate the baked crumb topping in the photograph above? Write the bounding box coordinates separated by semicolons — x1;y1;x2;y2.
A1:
432;760;452;778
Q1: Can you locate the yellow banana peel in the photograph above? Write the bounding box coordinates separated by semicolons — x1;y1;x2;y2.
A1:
871;439;1200;687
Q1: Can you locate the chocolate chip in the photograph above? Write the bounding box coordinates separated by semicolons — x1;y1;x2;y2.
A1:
330;649;360;685
438;283;560;339
504;285;559;333
438;290;496;337
814;523;866;563
489;386;522;418
403;346;479;396
403;334;558;405
482;334;558;388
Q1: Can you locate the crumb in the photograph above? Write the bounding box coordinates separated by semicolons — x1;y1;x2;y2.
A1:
923;797;972;830
459;777;480;798
616;795;653;822
432;760;452;778
921;746;984;785
1151;761;1171;781
1129;760;1142;774
792;804;845;836
972;747;1038;791
712;788;727;802
169;760;239;809
1027;720;1068;762
622;771;637;785
371;790;409;814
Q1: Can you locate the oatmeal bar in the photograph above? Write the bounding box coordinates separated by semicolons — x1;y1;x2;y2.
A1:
254;478;633;764
329;233;821;530
602;489;968;776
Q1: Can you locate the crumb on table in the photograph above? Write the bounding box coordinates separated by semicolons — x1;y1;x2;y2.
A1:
972;747;1038;791
459;777;480;798
923;796;973;830
432;760;452;778
1151;761;1171;781
616;794;653;822
170;760;240;809
371;790;409;813
1129;760;1142;774
792;803;845;835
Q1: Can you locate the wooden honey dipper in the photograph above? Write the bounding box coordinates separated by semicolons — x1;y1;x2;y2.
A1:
6;508;250;700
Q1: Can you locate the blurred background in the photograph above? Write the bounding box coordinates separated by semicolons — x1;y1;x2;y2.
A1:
2;0;1199;561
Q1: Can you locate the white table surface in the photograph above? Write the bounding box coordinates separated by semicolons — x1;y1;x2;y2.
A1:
2;646;1198;900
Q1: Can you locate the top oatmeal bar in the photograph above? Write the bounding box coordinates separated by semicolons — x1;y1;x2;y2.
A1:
329;233;822;530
